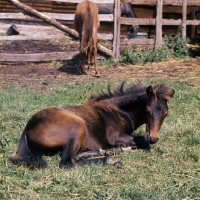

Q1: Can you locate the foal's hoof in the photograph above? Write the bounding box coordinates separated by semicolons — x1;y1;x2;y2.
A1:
115;161;123;169
105;150;114;156
59;162;74;169
105;156;123;169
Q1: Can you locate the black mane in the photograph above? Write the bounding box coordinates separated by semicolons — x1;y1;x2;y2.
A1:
89;82;174;102
89;82;146;101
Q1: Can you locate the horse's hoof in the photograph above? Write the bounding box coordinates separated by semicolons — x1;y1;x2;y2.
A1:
94;72;100;77
79;71;87;75
115;147;123;154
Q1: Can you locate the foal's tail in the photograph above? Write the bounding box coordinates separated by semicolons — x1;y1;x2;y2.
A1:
8;131;47;169
81;6;93;52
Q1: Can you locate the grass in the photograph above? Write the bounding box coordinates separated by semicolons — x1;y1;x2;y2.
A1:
0;79;200;199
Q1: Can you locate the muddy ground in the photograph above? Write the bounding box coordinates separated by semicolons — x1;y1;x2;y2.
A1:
0;40;200;91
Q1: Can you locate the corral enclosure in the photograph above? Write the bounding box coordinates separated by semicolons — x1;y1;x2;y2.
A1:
0;0;200;61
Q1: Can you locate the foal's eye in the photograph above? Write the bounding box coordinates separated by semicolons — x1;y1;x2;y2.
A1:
147;110;151;115
156;106;162;112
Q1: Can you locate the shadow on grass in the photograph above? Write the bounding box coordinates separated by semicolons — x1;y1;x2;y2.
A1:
189;47;200;57
58;60;80;75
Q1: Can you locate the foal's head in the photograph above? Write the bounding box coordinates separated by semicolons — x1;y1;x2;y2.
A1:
145;84;175;144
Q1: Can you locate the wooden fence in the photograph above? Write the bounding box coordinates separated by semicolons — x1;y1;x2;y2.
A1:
0;0;200;61
115;0;200;59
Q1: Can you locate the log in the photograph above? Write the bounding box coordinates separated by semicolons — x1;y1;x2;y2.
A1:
6;0;113;57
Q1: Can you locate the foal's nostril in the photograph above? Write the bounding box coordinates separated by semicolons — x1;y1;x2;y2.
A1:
149;137;159;144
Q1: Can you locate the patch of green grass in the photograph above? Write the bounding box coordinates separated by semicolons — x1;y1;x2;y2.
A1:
0;80;200;199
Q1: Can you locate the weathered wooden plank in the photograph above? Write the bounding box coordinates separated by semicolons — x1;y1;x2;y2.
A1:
0;35;68;41
123;0;200;6
0;22;113;41
119;17;156;25
186;19;200;26
121;38;155;45
119;17;195;26
0;2;52;7
0;51;105;62
162;19;182;25
0;51;79;62
0;12;114;22
0;33;113;41
0;0;113;4
0;23;61;32
1;0;200;6
37;0;114;4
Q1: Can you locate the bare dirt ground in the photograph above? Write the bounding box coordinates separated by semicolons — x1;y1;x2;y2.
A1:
0;40;200;91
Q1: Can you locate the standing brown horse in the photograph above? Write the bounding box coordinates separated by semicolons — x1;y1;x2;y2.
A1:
9;82;175;169
74;1;100;76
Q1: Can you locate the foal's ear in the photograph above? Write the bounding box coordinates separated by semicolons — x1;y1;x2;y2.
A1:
170;89;175;98
146;85;154;97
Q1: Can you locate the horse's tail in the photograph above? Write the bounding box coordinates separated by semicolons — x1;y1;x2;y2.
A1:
81;6;93;52
8;131;47;169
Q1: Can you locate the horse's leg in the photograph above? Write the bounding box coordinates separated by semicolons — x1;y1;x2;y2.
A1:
116;135;150;150
87;46;93;71
107;128;150;150
93;44;99;77
77;149;106;159
79;51;87;75
75;156;123;169
59;125;86;168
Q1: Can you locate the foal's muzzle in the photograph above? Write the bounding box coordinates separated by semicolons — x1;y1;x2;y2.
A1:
149;137;159;144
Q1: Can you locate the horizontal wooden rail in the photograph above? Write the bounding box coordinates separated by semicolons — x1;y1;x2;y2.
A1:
119;17;200;26
0;51;80;62
25;0;114;3
123;0;200;6
0;23;113;40
0;12;114;22
0;51;105;62
5;0;198;5
121;38;155;45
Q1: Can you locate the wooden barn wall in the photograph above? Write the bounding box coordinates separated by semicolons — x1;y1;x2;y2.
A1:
0;0;114;33
132;5;198;36
1;0;199;36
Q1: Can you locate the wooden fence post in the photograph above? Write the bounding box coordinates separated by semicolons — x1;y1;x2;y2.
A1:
113;0;120;59
182;0;187;39
155;0;163;49
115;0;121;60
191;7;196;38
